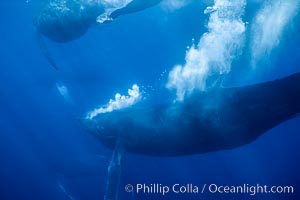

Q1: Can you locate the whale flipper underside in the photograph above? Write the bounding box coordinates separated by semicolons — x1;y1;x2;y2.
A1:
85;72;300;156
110;0;163;19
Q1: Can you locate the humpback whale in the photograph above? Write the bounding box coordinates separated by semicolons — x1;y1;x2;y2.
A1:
33;0;163;43
32;0;162;70
33;0;105;43
85;72;300;156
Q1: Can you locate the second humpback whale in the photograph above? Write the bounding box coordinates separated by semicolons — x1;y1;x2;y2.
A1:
85;72;300;156
32;0;162;70
33;0;163;43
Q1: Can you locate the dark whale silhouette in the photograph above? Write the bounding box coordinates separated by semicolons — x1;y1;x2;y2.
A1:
33;0;105;42
33;0;163;43
33;0;163;70
85;72;300;156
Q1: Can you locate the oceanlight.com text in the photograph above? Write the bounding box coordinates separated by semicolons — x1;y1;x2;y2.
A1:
207;183;294;195
124;183;294;196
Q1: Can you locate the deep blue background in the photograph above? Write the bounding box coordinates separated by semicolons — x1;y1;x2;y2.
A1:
0;1;299;199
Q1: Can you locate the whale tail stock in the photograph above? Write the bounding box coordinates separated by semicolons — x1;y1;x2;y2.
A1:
219;72;300;142
239;71;300;116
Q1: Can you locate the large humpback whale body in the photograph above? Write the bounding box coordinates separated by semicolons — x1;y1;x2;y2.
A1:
85;73;300;156
33;0;162;42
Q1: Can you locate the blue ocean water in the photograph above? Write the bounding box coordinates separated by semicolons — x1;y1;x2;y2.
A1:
0;0;299;200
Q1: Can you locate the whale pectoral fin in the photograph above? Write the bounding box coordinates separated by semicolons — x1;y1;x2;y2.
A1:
110;0;163;19
36;31;59;70
104;141;124;200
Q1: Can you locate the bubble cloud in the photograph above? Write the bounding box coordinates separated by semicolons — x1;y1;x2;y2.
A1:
251;0;299;66
166;0;246;101
86;84;141;119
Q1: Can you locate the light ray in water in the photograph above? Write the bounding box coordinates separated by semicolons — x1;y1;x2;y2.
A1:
57;178;76;200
